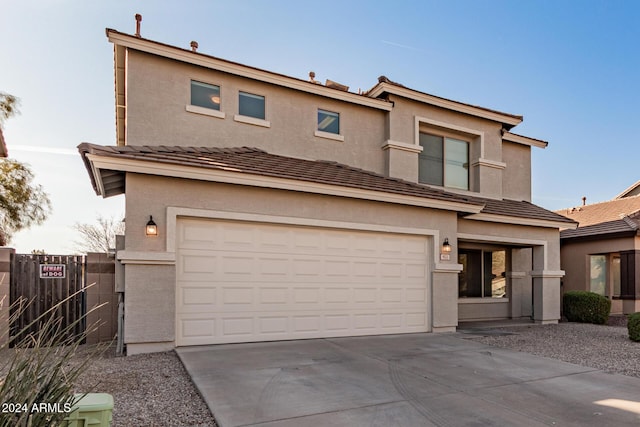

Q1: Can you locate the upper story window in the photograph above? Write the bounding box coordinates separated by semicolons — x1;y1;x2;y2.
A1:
418;132;469;191
191;81;221;111
317;109;340;134
238;92;265;120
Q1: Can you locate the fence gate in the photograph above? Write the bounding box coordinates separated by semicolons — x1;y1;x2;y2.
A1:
9;254;86;347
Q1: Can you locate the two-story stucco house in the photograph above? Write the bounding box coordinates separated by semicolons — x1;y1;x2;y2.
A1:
79;27;575;355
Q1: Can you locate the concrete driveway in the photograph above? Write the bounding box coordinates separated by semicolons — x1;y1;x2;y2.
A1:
177;333;640;426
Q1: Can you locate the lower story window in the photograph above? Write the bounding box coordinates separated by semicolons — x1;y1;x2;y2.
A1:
589;254;621;298
589;255;607;296
459;249;506;298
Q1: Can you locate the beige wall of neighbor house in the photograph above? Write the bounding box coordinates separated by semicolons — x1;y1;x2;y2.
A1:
120;173;461;353
560;236;640;315
125;51;387;174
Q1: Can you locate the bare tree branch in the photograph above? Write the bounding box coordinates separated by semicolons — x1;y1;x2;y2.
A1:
72;215;125;254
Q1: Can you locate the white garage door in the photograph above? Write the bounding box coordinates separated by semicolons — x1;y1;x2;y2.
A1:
176;218;430;346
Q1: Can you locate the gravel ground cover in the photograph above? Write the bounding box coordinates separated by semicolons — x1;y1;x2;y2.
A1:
468;322;640;378
0;345;217;427
1;322;637;426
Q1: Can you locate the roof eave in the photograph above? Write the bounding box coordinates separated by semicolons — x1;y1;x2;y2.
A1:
105;29;392;112
464;212;577;229
561;229;639;243
82;149;483;214
366;82;523;128
502;131;548;149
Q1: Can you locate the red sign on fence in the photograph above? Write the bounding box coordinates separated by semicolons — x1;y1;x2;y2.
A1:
39;264;66;279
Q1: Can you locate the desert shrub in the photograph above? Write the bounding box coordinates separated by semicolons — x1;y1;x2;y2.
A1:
0;283;106;427
628;312;640;342
563;290;611;324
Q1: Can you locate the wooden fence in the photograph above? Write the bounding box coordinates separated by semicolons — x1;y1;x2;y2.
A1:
9;254;86;347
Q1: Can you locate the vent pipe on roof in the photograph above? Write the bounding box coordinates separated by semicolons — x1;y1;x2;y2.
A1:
135;14;142;37
190;41;198;52
582;196;587;206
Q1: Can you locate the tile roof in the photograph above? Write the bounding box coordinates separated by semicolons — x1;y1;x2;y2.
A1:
78;143;574;225
560;217;639;240
555;195;640;227
471;197;575;224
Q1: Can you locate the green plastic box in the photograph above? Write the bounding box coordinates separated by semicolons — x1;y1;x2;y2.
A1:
64;393;113;427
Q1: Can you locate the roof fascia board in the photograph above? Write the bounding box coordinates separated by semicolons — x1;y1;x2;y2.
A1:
85;153;482;214
502;131;548;149
615;180;640;199
369;82;522;126
561;230;638;243
107;30;392;112
464;212;577;229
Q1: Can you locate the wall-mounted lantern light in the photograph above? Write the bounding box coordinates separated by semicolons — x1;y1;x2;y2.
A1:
145;216;158;236
440;237;452;261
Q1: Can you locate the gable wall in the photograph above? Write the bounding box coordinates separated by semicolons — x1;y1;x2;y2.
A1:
125;51;387;174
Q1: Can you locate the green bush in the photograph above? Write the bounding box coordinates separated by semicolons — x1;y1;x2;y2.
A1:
563;290;611;324
628;312;640;342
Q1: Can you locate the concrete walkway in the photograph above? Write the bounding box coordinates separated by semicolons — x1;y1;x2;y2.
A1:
177;333;640;426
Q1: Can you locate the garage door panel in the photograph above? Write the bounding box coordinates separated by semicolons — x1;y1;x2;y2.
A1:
176;219;431;346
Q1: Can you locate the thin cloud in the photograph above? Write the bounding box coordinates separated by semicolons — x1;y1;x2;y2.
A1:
8;145;78;156
381;40;424;52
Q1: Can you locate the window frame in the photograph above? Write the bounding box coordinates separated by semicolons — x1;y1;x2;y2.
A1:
418;131;470;190
234;91;270;127
186;80;225;119
458;248;507;299
314;108;344;141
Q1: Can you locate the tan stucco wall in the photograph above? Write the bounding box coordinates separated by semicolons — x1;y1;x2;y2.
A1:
502;141;531;201
125;51;386;174
457;219;560;321
384;95;515;199
458;220;561;270
122;173;460;347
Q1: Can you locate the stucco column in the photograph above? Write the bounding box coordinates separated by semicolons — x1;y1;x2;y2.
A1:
509;248;533;319
531;245;563;324
431;265;462;332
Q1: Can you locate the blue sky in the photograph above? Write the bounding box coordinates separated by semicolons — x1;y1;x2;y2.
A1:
1;1;639;253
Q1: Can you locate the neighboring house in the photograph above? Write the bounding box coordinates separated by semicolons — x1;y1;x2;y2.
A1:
79;26;575;355
558;186;640;315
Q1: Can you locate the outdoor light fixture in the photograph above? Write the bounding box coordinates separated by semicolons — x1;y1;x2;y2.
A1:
439;237;452;261
145;216;158;236
442;238;452;253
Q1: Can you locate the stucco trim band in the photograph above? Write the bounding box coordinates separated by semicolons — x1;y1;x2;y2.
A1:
117;250;176;265
464;213;578;229
381;140;423;154
457;232;549;270
531;270;565;278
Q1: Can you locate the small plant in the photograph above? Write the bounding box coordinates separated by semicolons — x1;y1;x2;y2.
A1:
0;283;107;427
563;290;611;324
628;312;640;342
